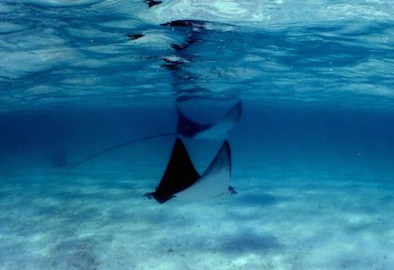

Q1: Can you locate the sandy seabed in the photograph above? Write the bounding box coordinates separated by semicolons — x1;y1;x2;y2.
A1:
1;169;394;270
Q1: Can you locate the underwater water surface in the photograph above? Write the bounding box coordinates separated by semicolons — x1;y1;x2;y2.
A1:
1;0;394;269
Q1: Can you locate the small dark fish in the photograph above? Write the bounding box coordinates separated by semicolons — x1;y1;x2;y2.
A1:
126;33;144;40
145;0;162;8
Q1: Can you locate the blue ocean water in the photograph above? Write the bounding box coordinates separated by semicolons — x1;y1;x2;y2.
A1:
1;1;394;269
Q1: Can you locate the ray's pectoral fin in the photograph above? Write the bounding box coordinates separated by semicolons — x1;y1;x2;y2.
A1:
174;140;233;200
176;105;213;138
146;138;235;203
177;100;242;139
195;100;242;139
144;138;200;203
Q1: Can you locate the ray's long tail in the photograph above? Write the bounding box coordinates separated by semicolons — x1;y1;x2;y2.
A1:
67;132;178;170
